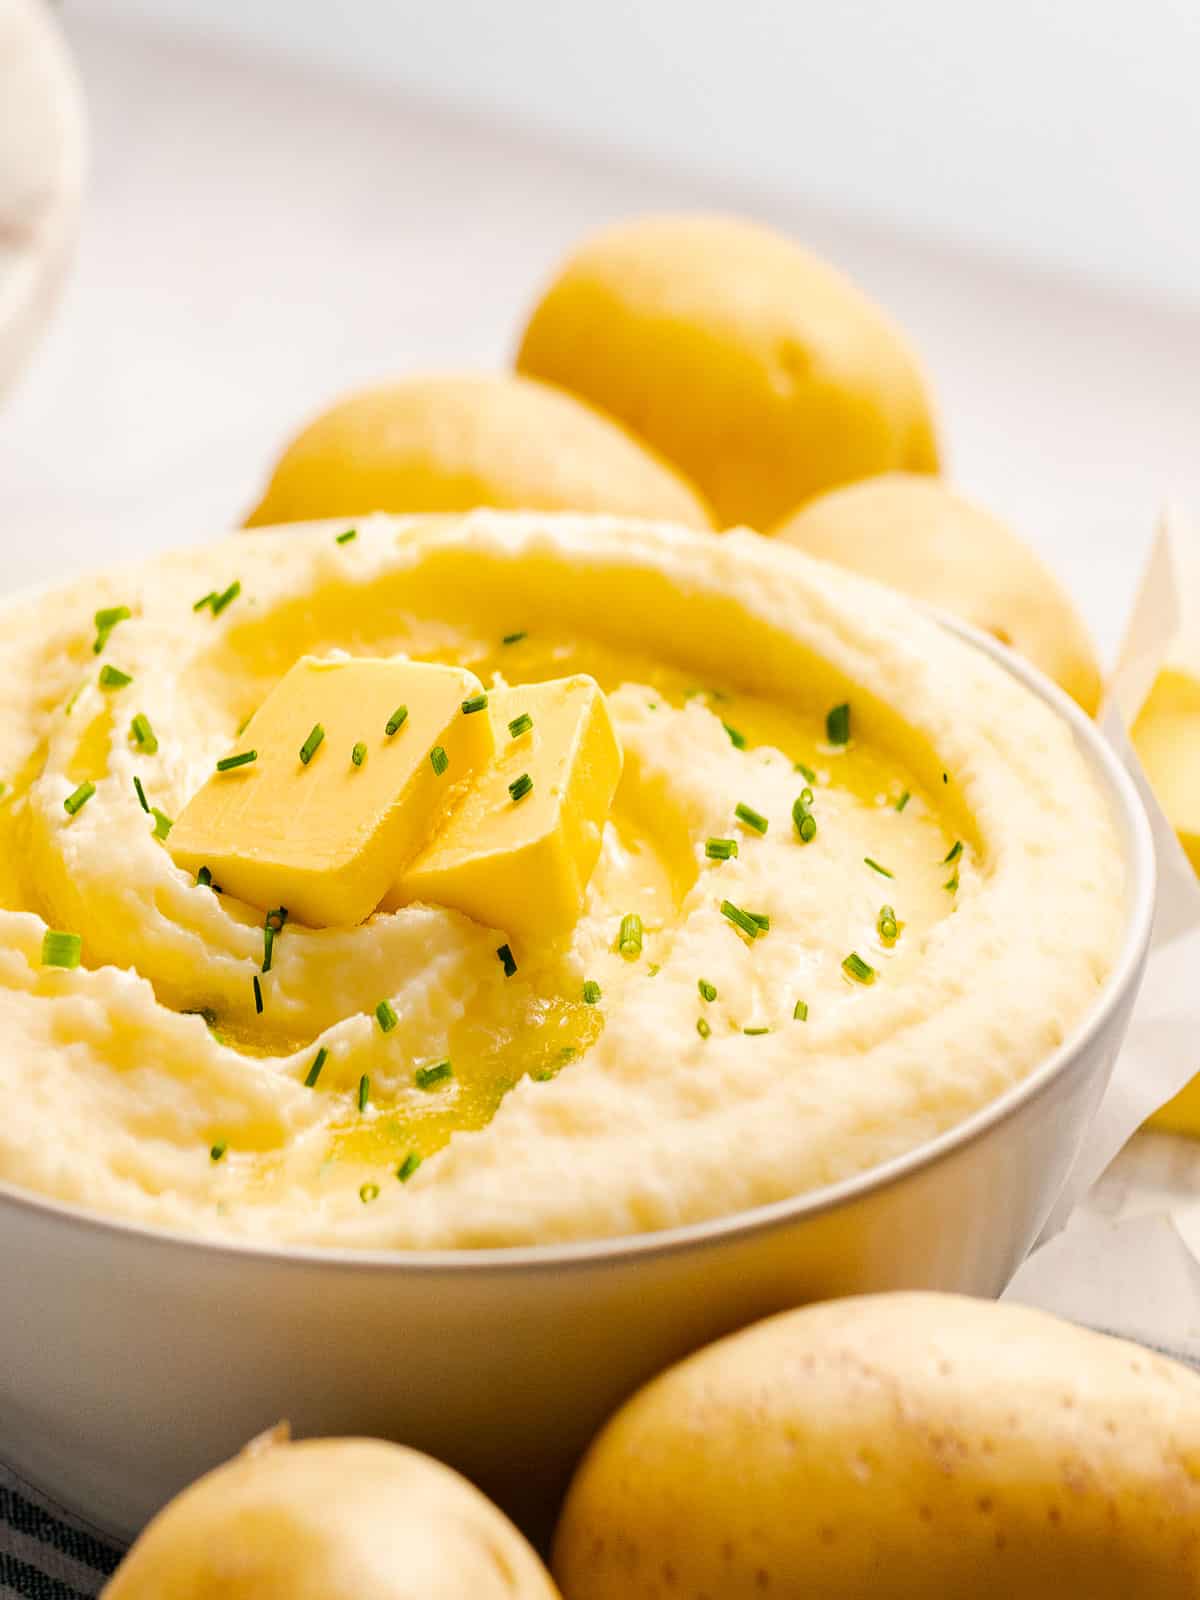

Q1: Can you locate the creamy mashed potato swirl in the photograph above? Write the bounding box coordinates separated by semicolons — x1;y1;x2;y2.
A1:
0;514;1122;1247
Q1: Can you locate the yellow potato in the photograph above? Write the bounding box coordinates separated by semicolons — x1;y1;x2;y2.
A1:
104;1432;560;1599
1133;665;1200;874
775;473;1103;714
244;373;713;530
553;1293;1200;1600
515;214;939;529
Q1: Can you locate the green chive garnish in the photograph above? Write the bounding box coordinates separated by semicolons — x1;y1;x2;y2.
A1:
93;605;131;654
130;713;158;754
193;591;218;612
41;930;82;969
351;741;367;767
697;1017;712;1039
794;999;808;1021
216;750;257;772
63;781;95;817
299;723;325;765
508;712;533;739
842;952;875;984
197;866;213;889
210;1139;227;1163
461;693;488;715
304;1047;327;1088
878;905;899;943
385;705;409;736
253;974;263;1013
944;872;960;893
375;999;398;1033
864;857;893;878
357;1074;370;1112
262;927;275;974
151;808;172;839
583;979;601;1005
750;912;770;931
133;775;149;813
64;685;83;716
336;527;357;544
397;1151;422;1183
497;943;517;977
722;721;747;750
795;760;818;784
210;580;241;616
735;802;768;835
502;630;527;646
265;906;287;934
826;703;851;745
430;745;449;776
744;1026;770;1036
618;912;643;959
508;771;532;803
699;978;717;1002
792;790;817;842
895;790;911;812
705;837;738;861
359;1182;380;1204
415;1060;453;1090
98;664;132;689
943;840;963;865
720;900;761;939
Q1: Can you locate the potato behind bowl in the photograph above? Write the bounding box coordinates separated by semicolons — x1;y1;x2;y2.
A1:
553;1293;1200;1599
104;1433;560;1599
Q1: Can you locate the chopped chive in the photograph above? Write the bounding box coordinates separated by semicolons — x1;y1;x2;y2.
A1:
130;713;158;754
697;1017;711;1039
375;999;398;1033
583;979;602;1005
943;840;963;865
795;760;818;784
744;1026;770;1036
792;791;817;842
794;999;809;1021
415;1060;453;1090
461;692;489;715
41;929;82;969
385;705;409;736
210;580;241;616
507;711;533;739
216;749;257;772
262;926;275;974
944;872;960;893
397;1151;422;1183
825;703;851;745
359;1182;380;1204
842;951;875;984
720;899;761;939
750;912;770;932
502;630;527;646
618;912;643;959
252;974;263;1013
63;780;95;817
705;837;738;861
878;905;899;943
430;745;449;777
98;664;132;689
304;1047;328;1088
895;790;911;812
151;807;173;839
735;801;769;835
721;721;747;750
133;775;149;813
209;1139;227;1163
351;741;367;767
943;772;949;784
864;857;894;878
197;866;213;888
298;723;325;765
357;1074;370;1112
497;943;517;977
508;771;532;803
192;590;218;612
335;527;357;544
64;685;83;716
93;604;131;654
265;906;288;933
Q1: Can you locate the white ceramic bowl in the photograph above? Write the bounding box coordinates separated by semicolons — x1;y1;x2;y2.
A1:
0;620;1154;1544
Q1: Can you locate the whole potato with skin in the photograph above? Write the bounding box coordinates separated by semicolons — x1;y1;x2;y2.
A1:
774;472;1103;715
104;1433;560;1600
244;373;713;531
553;1293;1200;1600
515;213;939;529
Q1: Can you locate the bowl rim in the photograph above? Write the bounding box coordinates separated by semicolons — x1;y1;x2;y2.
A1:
0;612;1157;1275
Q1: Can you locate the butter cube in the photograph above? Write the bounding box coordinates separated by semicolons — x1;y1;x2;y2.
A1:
390;675;622;942
168;656;495;927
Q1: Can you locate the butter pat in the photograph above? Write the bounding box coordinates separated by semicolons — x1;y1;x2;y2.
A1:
168;656;494;926
390;675;622;941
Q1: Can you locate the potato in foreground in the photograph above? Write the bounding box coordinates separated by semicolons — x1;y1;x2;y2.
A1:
553;1293;1200;1600
775;473;1102;714
103;1433;560;1600
244;372;712;530
515;213;939;529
